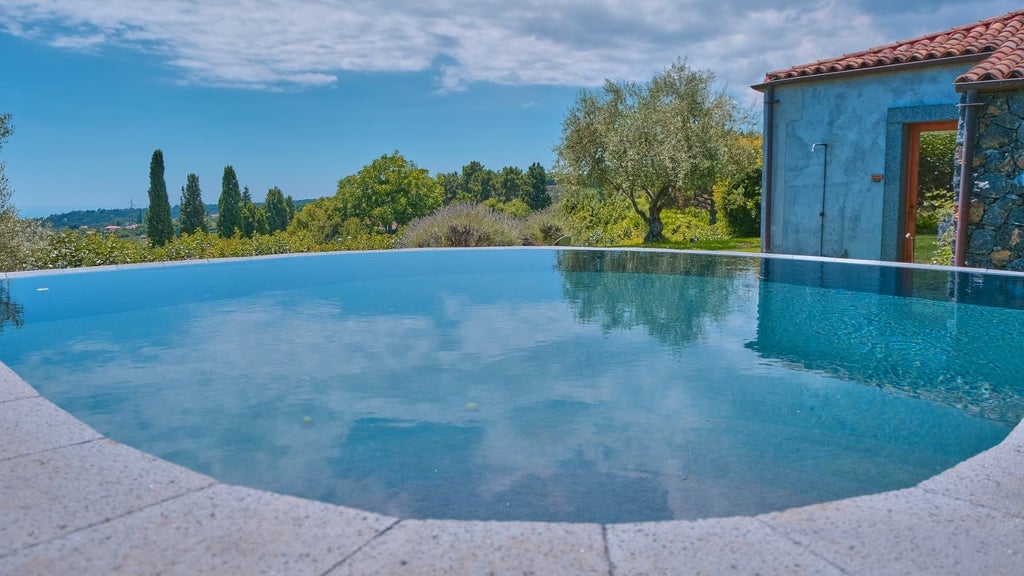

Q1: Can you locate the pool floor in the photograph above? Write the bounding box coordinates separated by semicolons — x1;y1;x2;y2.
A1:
2;360;1023;575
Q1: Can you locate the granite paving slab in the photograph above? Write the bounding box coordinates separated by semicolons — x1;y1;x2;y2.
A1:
760;487;1024;576
606;516;844;576
918;442;1024;519
0;484;397;575
330;519;608;576
0;438;215;555
0;362;39;403
0;396;102;460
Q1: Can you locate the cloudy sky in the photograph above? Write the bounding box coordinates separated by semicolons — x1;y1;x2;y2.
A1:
1;0;1019;215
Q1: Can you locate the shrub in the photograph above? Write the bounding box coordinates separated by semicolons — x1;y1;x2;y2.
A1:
520;207;568;246
1;216;49;272
556;186;636;246
484;197;533;218
714;164;761;237
661;208;729;243
917;194;956;234
398;203;522;248
32;228;149;269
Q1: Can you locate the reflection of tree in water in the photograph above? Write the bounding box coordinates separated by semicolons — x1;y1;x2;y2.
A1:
555;250;750;348
0;280;23;332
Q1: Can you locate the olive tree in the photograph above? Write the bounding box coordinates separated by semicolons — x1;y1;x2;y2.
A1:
555;61;742;241
0;114;48;272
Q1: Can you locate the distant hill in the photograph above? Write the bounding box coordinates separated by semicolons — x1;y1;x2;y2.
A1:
42;199;315;230
43;208;149;230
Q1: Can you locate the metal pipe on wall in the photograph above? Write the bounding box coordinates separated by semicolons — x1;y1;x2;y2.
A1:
811;142;829;256
762;86;776;253
954;89;980;267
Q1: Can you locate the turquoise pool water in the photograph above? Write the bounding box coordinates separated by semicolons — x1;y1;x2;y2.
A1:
1;248;1022;523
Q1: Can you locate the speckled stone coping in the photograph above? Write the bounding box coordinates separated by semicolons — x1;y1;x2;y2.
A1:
1;360;1022;575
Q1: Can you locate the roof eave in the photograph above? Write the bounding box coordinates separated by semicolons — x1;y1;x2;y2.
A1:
956;77;1024;93
753;53;986;91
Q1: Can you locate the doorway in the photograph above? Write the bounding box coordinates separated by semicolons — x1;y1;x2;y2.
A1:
903;121;958;263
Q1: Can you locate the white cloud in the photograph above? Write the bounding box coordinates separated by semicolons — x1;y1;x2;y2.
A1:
0;0;1020;92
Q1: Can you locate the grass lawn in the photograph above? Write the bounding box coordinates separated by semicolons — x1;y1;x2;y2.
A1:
617;237;762;252
913;233;952;265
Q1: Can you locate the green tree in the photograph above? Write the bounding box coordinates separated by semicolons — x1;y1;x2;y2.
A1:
918;131;956;197
555;60;742;241
437;171;461;205
714;133;762;237
253;206;270;236
916;130;957;234
460;161;495;203
179;173;207;235
145;149;174;247
285;195;296;222
0;114;47;272
288;196;346;243
218;165;243;238
239;186;257;237
525;162;552;210
496;166;526;203
264;186;290;233
337;151;443;231
0;114;12;215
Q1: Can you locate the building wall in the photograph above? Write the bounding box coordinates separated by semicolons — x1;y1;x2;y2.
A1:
964;91;1024;271
765;62;972;260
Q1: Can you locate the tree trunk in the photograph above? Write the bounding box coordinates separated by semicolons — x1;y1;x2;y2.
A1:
645;207;665;242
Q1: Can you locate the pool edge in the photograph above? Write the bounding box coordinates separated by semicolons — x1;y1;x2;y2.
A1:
2;361;1022;575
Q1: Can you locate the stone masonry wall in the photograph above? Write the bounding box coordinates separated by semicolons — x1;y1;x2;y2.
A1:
964;91;1024;270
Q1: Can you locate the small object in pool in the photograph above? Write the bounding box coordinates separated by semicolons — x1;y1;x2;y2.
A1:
302;416;313;426
465;402;479;412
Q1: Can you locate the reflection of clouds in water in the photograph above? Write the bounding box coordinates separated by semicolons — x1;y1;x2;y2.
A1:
6;270;1012;522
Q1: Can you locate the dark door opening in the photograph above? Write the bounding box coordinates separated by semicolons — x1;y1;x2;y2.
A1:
904;121;957;263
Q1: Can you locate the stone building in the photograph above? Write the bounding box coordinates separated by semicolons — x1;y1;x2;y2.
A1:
753;10;1024;270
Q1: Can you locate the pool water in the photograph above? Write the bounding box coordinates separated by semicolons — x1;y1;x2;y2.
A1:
1;249;1022;523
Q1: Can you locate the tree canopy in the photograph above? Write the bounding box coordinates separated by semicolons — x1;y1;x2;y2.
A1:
437;161;551;210
264;186;292;233
179;173;207;235
218;165;243;238
555;60;743;241
337;151;443;231
0;113;47;272
145;149;174;247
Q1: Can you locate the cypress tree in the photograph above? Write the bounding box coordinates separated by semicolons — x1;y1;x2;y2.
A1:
264;186;289;233
240;186;257;238
145;149;174;247
218;165;242;238
179;173;207;235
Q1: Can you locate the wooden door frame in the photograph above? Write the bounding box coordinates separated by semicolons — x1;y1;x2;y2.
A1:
903;120;958;262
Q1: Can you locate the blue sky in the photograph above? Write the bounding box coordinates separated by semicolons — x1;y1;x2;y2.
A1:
1;0;1019;216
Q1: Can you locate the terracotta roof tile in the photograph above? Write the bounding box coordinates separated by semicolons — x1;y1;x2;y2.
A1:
763;10;1024;86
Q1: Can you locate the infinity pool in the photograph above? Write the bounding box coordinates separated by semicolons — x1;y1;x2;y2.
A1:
1;248;1022;523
